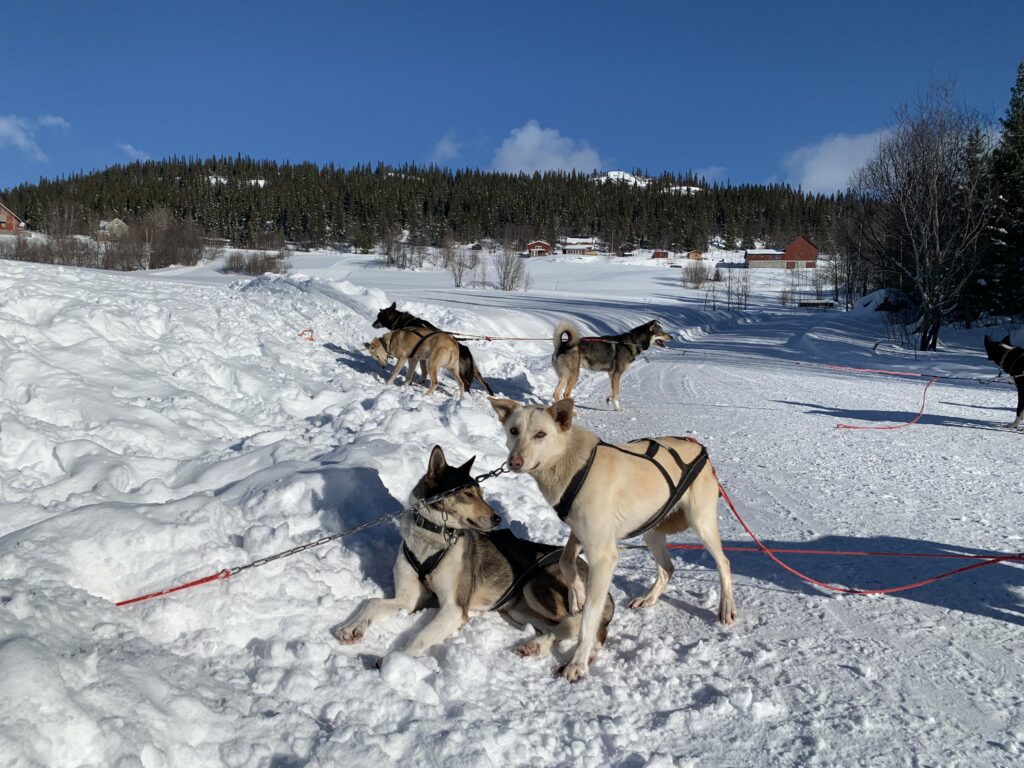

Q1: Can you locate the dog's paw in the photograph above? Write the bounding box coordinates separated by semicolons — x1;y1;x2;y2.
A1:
558;660;588;683
333;625;363;644
515;640;543;657
718;601;738;625
628;594;659;609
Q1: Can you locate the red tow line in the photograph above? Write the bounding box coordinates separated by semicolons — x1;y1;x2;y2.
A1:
711;481;1024;595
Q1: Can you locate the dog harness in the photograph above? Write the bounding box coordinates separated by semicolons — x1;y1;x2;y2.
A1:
401;512;564;611
554;438;709;539
402;511;461;582
406;330;442;360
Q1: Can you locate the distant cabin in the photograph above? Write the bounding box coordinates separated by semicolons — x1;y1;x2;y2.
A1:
0;201;26;235
686;250;703;260
525;240;552;257
619;243;635;257
561;237;602;255
98;218;129;241
651;249;669;259
745;235;819;269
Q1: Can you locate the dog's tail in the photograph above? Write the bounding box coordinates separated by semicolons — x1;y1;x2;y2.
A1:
457;343;485;392
553;320;580;353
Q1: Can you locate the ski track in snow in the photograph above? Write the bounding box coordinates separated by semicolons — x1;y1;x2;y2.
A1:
1;254;1022;767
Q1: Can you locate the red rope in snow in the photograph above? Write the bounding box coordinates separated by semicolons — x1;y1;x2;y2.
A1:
115;570;232;607
664;542;1017;560
713;481;1024;595
834;376;938;430
451;333;617;343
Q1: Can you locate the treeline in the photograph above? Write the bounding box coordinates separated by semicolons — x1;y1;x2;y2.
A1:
1;159;838;253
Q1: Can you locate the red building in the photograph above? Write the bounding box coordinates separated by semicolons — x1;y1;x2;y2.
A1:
745;235;819;269
0;201;25;235
525;240;552;257
651;249;669;259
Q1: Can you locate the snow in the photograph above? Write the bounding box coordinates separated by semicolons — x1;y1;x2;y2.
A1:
594;170;702;194
1;250;1023;766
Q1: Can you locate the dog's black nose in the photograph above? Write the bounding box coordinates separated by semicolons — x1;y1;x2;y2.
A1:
490;514;501;527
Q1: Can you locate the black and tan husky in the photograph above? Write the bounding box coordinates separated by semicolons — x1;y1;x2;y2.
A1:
552;319;672;410
372;302;493;395
984;334;1024;428
335;445;614;659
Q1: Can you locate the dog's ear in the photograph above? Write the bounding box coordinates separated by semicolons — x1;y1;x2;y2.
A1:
458;455;476;474
488;397;519;423
428;445;447;477
548;398;575;431
362;341;371;349
388;301;396;310
1002;335;1012;345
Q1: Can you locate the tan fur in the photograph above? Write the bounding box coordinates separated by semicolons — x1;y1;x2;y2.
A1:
364;327;464;397
488;396;737;682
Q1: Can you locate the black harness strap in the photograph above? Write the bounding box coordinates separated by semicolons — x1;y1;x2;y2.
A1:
553;438;709;538
407;330;442;360
488;546;563;612
402;511;461;582
554;442;601;520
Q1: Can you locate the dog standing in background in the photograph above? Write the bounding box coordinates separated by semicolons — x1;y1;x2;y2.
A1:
372;301;493;395
984;334;1024;428
365;327;467;397
552;319;671;410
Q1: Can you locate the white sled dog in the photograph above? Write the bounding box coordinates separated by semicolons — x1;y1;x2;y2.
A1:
488;396;737;682
334;445;614;659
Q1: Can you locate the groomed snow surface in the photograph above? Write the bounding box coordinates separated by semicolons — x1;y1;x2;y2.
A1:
1;252;1022;767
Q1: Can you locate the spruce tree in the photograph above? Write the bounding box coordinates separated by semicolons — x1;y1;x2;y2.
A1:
990;60;1024;315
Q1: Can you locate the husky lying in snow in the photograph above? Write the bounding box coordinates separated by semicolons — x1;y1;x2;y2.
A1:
372;301;493;395
552;319;671;410
984;334;1024;428
489;396;736;682
335;445;614;659
364;328;467;397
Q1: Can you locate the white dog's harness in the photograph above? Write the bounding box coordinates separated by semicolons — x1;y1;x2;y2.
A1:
554;438;710;539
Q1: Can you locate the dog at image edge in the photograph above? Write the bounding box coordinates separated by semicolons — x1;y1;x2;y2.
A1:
984;333;1024;428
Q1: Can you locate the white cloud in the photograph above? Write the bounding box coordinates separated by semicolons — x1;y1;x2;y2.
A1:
0;115;48;160
693;164;727;181
38;115;71;130
492;120;603;173
783;129;891;194
430;133;461;164
119;143;151;161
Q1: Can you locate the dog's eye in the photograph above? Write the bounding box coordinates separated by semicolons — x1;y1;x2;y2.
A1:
535;431;546;439
509;427;519;436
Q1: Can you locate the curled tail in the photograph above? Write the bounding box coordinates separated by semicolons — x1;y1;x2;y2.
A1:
553;320;580;354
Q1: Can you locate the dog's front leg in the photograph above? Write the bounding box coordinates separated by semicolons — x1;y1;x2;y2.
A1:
402;602;466;656
562;539;618;682
1012;384;1023;428
334;563;427;644
559;532;586;614
386;356;408;385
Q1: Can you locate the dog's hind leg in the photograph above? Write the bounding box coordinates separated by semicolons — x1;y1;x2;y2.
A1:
1011;382;1023;428
688;497;737;624
628;529;675;609
417;360;429;385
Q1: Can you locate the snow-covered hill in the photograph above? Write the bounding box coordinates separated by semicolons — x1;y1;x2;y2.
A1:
1;253;1022;766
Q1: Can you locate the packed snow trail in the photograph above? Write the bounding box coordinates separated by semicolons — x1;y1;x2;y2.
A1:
1;255;1022;767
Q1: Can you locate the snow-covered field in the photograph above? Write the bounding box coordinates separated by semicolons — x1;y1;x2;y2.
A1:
1;250;1022;767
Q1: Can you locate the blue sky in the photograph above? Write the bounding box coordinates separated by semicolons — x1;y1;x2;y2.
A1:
2;1;1022;194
